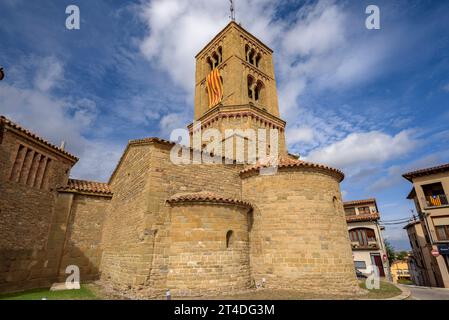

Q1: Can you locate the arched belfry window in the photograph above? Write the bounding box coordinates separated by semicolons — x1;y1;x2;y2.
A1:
226;230;234;248
245;44;262;69
255;80;264;102
207;47;223;72
247;76;255;99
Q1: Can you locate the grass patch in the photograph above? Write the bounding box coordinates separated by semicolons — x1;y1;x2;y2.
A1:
0;285;98;300
358;280;402;299
397;279;413;285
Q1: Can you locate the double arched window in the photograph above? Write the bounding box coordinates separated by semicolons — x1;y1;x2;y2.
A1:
245;45;262;68
207;47;223;71
247;76;264;103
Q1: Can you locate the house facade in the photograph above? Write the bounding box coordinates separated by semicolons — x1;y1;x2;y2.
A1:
403;163;449;288
344;199;391;279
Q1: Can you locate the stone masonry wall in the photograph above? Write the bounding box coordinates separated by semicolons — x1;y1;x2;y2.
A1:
100;140;243;296
57;193;110;282
165;203;251;297
242;167;360;295
0;129;74;292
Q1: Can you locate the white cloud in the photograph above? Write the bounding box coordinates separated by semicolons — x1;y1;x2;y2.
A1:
33;56;64;92
305;130;417;169
286;126;315;144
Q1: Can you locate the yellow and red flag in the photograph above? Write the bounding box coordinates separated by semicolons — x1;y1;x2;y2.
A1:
206;68;223;107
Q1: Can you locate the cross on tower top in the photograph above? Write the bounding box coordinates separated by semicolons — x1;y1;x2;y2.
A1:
229;0;235;21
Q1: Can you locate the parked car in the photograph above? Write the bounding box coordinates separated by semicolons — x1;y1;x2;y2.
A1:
356;268;367;279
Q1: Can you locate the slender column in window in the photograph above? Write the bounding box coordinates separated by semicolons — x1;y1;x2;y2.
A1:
26;153;42;187
40;159;52;190
34;156;48;189
9;145;27;182
19;149;35;184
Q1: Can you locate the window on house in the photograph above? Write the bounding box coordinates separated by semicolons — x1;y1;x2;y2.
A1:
345;207;356;216
349;228;377;246
422;182;448;207
354;261;366;269
358;206;370;214
433;217;449;240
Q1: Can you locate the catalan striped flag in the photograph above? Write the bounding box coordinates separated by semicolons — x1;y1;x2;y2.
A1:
206;68;223;107
430;195;442;206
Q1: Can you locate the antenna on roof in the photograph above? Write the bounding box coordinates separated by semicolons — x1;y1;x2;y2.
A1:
229;0;236;21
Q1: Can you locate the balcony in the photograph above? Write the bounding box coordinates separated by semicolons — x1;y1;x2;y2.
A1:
351;241;380;250
423;194;449;208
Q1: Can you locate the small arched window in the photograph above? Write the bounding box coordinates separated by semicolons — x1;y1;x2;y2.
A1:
226;230;234;248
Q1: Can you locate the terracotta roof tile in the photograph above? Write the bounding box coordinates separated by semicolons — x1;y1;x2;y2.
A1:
0;115;78;162
346;213;380;223
343;198;377;206
58;179;112;196
403;163;449;181
167;191;252;208
239;156;344;182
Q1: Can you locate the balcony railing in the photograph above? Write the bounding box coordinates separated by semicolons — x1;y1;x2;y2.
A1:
351;241;379;250
423;194;449;207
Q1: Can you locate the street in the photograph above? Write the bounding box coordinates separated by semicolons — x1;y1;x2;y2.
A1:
401;285;449;300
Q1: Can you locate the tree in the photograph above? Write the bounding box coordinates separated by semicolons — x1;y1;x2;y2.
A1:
384;240;396;265
395;251;409;261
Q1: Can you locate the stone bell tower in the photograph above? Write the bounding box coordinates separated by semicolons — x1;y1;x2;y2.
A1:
188;22;287;157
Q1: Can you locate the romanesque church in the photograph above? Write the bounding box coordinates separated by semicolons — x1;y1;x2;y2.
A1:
0;22;359;297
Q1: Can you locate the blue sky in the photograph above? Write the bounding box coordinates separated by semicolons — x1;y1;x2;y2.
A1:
1;0;448;250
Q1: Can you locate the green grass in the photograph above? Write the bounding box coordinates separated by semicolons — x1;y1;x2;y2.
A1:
0;285;98;300
397;279;414;285
358;280;402;299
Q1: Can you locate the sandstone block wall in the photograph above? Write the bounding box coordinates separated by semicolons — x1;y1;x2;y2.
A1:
57;193;110;282
166;203;251;297
0;129;74;292
100;140;243;295
242;167;359;294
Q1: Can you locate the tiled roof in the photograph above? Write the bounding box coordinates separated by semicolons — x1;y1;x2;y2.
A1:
58;179;112;196
239;156;345;182
343;198;377;206
0;115;78;162
167;191;252;208
346;213;380;223
403;163;449;182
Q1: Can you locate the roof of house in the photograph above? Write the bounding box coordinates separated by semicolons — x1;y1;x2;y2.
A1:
406;187;416;199
343;198;377;207
239;156;345;182
0;115;78;163
167;191;252;208
346;212;380;223
58;179;112;197
403;163;449;182
403;219;421;230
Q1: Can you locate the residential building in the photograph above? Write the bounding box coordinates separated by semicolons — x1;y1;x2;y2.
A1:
344;199;391;279
403;163;449;288
390;259;411;283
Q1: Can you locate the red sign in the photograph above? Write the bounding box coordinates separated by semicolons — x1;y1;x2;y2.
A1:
431;249;440;257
